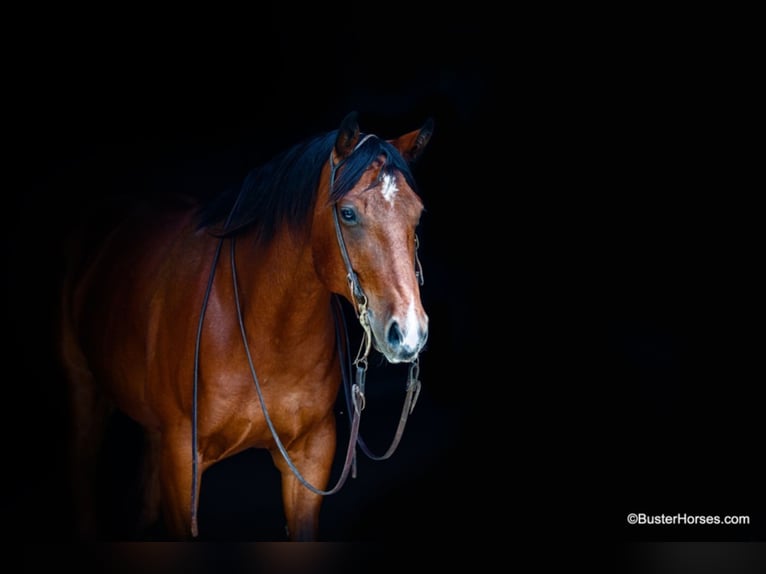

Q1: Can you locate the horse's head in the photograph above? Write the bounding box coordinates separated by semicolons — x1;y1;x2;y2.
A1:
314;112;432;364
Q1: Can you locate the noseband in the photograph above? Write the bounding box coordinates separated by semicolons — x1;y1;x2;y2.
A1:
188;134;424;536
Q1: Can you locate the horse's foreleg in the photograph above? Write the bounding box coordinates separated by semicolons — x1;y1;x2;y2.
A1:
271;417;337;541
157;428;201;540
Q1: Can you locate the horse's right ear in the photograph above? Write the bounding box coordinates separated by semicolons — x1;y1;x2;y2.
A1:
334;111;361;161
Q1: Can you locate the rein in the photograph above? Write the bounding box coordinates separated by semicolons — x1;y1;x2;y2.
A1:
189;135;423;537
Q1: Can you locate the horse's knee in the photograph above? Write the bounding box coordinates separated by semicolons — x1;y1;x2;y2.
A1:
277;468;326;541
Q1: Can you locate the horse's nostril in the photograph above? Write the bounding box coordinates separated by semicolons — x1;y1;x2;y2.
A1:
387;321;403;348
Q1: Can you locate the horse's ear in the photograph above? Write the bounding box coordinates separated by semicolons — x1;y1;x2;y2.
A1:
390;117;434;163
334;111;361;161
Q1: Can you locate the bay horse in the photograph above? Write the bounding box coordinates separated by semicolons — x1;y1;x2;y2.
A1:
59;112;433;540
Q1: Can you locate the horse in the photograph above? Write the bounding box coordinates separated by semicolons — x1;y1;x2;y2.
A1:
58;111;433;541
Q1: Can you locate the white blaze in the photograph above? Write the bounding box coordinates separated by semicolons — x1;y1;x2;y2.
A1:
380;172;398;205
403;299;421;350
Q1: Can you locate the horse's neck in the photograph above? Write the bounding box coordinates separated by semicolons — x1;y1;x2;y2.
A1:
226;232;332;336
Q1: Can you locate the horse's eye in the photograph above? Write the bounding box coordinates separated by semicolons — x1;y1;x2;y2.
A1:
339;206;358;225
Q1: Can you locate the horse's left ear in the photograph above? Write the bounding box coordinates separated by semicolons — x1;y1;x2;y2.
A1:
390;117;434;163
335;111;361;161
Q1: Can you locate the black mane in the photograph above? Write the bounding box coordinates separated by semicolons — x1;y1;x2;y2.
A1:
196;129;419;244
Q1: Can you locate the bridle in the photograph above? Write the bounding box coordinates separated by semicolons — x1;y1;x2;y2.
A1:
189;134;424;536
328;137;423;464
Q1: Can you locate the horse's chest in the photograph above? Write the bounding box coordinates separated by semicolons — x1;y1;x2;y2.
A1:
202;372;340;457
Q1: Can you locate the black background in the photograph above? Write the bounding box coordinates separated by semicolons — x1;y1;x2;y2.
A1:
6;4;764;572
8;5;505;545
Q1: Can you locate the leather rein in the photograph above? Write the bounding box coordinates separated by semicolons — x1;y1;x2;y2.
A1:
189;135;423;536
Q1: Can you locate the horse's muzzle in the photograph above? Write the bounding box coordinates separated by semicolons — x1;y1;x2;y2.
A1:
378;314;429;364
